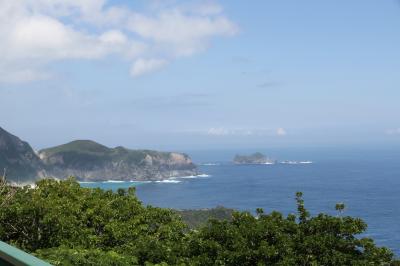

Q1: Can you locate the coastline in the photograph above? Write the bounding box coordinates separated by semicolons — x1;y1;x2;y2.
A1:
78;173;211;185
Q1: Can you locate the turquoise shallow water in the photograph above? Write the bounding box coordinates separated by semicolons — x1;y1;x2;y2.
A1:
81;148;400;256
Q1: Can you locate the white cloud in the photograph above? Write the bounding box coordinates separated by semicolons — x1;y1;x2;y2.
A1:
386;128;400;135
276;127;287;136
192;2;224;16
206;127;287;137
0;68;51;84
127;9;238;56
6;15;106;60
99;30;127;45
0;1;237;83
130;58;168;77
207;127;233;136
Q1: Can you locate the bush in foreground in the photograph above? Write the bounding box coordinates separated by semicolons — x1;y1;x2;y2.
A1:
0;178;398;265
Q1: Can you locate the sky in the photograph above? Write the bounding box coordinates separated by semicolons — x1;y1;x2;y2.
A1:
1;0;400;151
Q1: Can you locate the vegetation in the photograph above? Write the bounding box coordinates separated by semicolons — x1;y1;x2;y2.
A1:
40;140;111;155
0;178;398;265
36;140;197;181
0;126;197;183
38;140;194;169
175;207;234;229
39;140;177;162
38;140;186;164
39;140;158;166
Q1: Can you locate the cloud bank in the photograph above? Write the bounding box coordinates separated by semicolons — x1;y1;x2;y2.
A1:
386;128;400;135
0;1;238;83
205;127;287;137
276;127;287;136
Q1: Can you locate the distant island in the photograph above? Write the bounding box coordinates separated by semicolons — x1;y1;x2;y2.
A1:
0;126;198;183
233;152;276;165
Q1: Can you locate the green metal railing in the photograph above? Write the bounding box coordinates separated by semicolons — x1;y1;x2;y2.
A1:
0;241;52;266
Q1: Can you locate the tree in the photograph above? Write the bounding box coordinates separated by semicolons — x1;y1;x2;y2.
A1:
184;192;396;265
0;178;398;265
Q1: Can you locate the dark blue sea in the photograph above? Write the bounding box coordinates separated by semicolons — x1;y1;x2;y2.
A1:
81;147;400;256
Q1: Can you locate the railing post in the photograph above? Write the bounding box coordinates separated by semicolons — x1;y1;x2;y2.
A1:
0;241;52;266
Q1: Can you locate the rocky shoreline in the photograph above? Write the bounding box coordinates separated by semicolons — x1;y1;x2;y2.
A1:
0;126;199;183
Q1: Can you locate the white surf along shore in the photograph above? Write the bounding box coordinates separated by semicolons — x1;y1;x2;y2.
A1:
77;173;212;185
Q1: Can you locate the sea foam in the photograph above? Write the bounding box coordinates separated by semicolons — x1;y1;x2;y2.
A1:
280;161;313;165
174;174;211;179
155;180;181;184
196;174;211;177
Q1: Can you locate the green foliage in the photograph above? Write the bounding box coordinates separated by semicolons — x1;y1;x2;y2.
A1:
0;178;186;265
39;140;184;168
34;247;139;266
39;140;110;156
185;194;396;265
0;179;398;265
175;207;234;229
335;202;346;217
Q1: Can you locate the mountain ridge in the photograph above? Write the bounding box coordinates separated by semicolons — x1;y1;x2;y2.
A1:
39;140;198;181
0;127;198;182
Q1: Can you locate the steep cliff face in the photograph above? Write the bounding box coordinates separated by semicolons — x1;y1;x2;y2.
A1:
38;140;198;181
0;127;45;182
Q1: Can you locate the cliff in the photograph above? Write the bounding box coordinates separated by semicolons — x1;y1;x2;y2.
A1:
0;127;45;182
0;126;198;182
38;140;198;181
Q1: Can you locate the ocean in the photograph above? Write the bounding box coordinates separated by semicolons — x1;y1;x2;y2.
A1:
80;147;400;256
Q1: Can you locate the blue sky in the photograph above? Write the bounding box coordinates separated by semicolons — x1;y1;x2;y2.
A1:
1;0;400;151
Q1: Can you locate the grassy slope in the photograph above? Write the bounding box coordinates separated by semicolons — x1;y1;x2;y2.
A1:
39;140;184;167
39;140;110;156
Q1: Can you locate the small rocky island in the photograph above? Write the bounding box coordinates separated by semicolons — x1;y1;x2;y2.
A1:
233;152;276;165
0;126;198;183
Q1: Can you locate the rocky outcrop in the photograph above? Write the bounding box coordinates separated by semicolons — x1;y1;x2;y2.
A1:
233;152;276;165
38;140;199;181
0;126;199;182
0;127;45;182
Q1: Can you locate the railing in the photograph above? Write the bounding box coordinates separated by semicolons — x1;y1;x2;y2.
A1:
0;241;52;266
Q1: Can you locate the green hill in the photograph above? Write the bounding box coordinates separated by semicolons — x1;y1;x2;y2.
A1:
0;126;198;182
39;140;198;181
41;140;110;155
